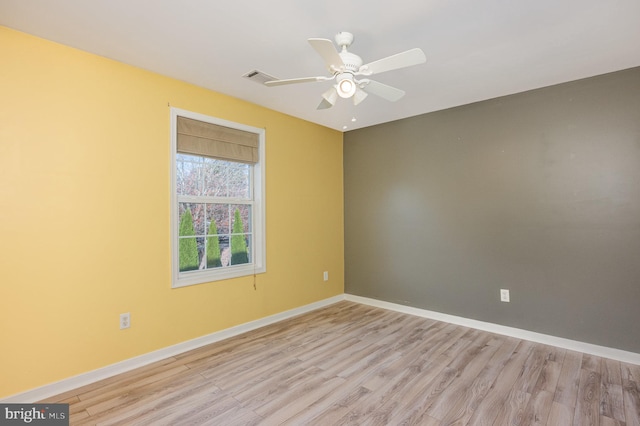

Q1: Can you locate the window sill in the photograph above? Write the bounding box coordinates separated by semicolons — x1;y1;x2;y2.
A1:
172;264;266;288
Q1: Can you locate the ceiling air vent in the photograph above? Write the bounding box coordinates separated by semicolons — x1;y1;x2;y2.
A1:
242;70;278;85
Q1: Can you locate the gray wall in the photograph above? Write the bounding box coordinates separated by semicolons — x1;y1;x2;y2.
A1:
344;67;640;353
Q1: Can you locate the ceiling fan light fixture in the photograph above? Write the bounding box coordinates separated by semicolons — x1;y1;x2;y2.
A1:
336;73;356;98
353;88;368;105
322;87;338;106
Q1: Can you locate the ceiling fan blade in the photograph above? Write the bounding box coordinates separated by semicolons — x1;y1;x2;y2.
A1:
360;79;405;102
308;38;344;73
358;48;426;76
264;76;332;86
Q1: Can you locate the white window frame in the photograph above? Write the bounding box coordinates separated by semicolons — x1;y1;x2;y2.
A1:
170;107;266;288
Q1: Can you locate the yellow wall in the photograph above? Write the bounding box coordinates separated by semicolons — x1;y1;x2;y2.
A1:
0;26;344;399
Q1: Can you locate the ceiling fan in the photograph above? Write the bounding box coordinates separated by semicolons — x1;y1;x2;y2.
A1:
264;31;426;109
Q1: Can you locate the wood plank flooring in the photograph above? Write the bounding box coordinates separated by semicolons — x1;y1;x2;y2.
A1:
41;301;640;425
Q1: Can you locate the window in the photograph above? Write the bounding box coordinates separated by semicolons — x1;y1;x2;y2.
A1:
170;108;265;288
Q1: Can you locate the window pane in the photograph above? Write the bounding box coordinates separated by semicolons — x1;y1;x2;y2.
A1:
205;234;223;269
178;236;204;272
179;203;205;235
196;236;205;269
228;162;251;199
176;154;203;196
206;203;230;235
231;204;251;233
203;158;228;197
219;237;231;267
230;233;251;265
244;234;253;263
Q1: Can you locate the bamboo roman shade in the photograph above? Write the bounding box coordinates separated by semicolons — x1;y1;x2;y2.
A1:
177;116;259;164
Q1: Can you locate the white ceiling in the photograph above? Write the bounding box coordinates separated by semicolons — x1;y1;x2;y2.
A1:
1;0;639;132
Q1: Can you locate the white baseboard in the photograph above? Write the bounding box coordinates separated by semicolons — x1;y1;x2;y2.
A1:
2;295;345;403
6;292;638;403
345;294;640;366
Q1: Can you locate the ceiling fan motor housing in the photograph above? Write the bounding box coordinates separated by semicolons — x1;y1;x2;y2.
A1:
335;32;354;48
336;32;362;74
339;51;363;73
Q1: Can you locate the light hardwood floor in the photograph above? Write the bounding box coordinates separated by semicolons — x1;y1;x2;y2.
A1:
42;301;640;425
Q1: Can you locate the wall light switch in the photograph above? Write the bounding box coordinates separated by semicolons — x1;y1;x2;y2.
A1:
500;289;510;302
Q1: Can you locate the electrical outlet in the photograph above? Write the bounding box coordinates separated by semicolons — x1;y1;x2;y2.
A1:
500;289;510;302
120;312;131;329
323;271;329;281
